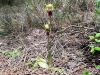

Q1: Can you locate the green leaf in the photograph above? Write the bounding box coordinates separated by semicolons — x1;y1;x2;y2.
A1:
26;61;33;66
95;47;100;51
32;66;38;72
33;62;38;68
94;32;97;34
95;33;100;38
97;65;100;69
17;46;24;51
28;4;34;10
89;44;94;48
51;67;66;74
14;50;21;55
36;56;47;63
36;56;48;69
51;67;60;73
95;39;100;42
31;58;36;61
0;50;7;54
11;54;16;58
90;48;95;54
8;51;13;55
95;8;100;14
89;36;95;40
96;0;100;8
37;61;49;69
82;71;92;75
57;68;66;74
7;50;21;58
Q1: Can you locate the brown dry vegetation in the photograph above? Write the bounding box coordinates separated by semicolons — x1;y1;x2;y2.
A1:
0;0;100;75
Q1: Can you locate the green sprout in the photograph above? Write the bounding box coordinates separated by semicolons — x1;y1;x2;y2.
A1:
0;49;21;58
7;49;21;58
0;46;23;58
89;44;100;54
89;36;95;40
89;32;100;42
0;50;8;55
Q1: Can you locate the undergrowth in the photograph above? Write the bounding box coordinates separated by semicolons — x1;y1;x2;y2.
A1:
0;0;100;75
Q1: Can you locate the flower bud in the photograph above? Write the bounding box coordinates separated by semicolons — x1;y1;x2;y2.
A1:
46;30;50;35
46;4;54;16
47;9;53;16
46;4;54;10
44;24;50;30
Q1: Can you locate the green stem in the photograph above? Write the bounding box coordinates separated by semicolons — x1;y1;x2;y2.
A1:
47;35;52;66
47;35;50;53
49;16;52;30
60;18;63;37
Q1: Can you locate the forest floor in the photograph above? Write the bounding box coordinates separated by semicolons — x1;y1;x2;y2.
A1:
0;22;100;75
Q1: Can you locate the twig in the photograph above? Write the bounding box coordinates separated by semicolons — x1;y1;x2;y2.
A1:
56;25;94;34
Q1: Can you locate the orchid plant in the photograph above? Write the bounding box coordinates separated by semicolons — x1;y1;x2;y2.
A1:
26;3;66;74
44;4;54;66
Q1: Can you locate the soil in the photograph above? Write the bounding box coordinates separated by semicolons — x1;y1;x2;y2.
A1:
0;26;100;75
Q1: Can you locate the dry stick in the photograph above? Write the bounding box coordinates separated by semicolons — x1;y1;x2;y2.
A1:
49;25;94;39
56;25;94;34
50;25;94;44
